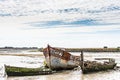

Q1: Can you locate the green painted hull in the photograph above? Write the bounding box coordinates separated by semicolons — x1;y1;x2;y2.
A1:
5;65;52;76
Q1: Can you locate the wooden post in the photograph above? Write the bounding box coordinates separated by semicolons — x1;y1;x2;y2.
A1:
47;44;51;69
81;51;84;70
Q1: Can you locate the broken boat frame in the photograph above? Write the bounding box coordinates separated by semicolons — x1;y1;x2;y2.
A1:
80;52;117;73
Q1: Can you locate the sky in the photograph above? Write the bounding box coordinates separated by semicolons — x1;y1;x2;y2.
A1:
0;0;120;48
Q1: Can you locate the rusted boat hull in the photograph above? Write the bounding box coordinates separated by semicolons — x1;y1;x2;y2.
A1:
45;55;78;70
43;45;80;70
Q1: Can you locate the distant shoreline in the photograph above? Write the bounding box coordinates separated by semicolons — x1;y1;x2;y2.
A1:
0;47;120;52
0;53;43;57
64;48;120;52
39;47;120;52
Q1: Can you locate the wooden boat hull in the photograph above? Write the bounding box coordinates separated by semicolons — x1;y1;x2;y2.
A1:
82;60;116;73
80;53;117;73
5;65;52;76
43;45;80;70
45;55;78;70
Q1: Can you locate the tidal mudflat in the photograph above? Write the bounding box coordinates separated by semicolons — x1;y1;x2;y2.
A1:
0;51;120;80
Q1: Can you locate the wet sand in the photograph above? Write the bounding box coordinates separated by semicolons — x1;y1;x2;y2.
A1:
0;52;120;80
7;69;120;80
0;53;43;57
0;51;43;57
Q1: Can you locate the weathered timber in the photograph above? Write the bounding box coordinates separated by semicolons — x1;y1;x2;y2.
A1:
43;45;80;70
78;52;117;73
5;65;53;76
81;53;116;73
80;51;84;70
81;59;116;73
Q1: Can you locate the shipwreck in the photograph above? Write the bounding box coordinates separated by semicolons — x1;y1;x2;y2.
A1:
43;45;117;73
80;51;117;73
43;45;80;70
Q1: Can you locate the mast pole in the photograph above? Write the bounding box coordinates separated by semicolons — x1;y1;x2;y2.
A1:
48;44;51;69
81;51;84;70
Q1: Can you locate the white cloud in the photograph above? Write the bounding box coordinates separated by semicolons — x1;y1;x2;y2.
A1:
0;0;120;15
0;0;120;47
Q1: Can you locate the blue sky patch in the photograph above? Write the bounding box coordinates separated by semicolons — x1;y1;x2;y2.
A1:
29;19;98;28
